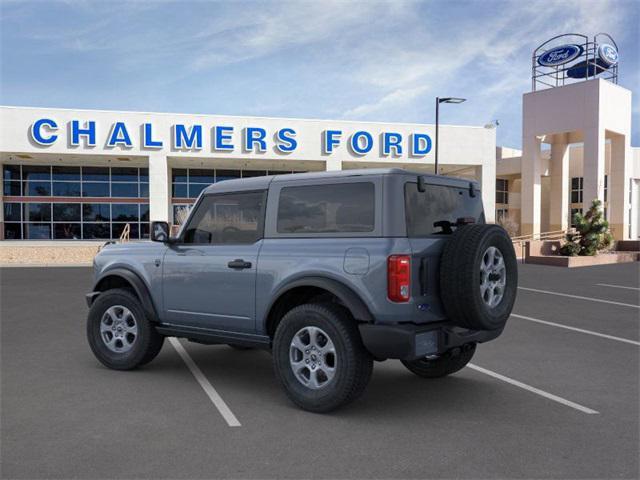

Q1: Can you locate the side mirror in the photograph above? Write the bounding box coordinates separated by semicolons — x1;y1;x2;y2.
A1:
151;221;170;243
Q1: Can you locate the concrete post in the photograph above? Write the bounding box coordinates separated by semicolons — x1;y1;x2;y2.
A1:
476;164;496;223
549;134;569;232
148;153;171;223
521;135;543;236
582;126;605;211
325;158;342;171
609;134;631;240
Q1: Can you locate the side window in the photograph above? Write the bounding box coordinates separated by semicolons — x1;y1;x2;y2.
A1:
277;182;375;234
182;191;265;244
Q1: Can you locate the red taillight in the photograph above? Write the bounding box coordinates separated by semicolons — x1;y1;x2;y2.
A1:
388;255;411;302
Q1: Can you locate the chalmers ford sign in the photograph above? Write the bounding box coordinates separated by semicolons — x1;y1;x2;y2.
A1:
29;118;434;157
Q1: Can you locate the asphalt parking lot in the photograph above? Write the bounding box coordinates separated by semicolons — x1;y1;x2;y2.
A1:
1;263;638;479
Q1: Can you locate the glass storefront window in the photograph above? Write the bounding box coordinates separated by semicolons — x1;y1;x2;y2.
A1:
54;223;81;239
25;203;51;222
25;181;51;196
83;203;110;221
52;166;80;181
53;203;81;221
3;164;21;181
111;183;139;197
52;182;81;197
188;183;208;198
22;165;51;181
3;181;21;196
82;182;110;197
112;203;139;222
83;223;111;239
82;167;109;182
4;202;21;221
24;223;51;239
4;223;22;239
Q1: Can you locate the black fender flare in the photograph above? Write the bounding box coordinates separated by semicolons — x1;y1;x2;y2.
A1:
266;276;373;325
90;268;159;321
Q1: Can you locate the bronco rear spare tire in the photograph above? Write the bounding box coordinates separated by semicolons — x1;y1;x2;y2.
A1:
440;224;517;331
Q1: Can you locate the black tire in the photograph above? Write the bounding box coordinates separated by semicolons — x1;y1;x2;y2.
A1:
228;344;252;351
273;303;373;413
440;224;518;331
87;288;164;370
401;344;476;378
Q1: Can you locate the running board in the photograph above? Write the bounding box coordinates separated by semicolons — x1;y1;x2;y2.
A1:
155;323;271;349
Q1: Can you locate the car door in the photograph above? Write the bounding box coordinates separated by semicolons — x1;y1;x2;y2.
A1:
162;190;266;333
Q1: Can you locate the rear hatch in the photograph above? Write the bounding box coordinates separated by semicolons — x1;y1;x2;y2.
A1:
404;177;484;319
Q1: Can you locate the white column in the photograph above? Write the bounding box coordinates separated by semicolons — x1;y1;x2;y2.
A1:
148;153;170;223
325;158;342;171
476;163;495;223
521;135;543;236
582;126;605;211
609;134;631;240
549;135;570;232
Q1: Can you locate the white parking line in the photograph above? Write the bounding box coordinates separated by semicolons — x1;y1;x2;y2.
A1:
467;364;599;415
169;337;241;427
596;283;640;291
518;286;640;309
511;313;640;346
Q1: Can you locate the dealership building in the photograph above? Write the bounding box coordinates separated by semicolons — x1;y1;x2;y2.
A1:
0;106;496;241
0;34;638;244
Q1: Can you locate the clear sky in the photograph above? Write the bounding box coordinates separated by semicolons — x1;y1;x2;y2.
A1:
1;0;638;148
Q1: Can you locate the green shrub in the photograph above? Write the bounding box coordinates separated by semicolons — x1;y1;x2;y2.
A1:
560;199;613;256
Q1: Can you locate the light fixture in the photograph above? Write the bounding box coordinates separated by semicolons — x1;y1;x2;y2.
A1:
435;96;467;175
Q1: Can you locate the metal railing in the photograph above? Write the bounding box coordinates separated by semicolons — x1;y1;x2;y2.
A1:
511;229;573;260
119;223;131;243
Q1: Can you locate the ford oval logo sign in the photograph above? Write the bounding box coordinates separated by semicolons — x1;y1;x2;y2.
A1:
598;43;618;66
538;44;583;67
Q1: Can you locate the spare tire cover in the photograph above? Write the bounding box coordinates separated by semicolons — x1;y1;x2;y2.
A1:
439;224;517;331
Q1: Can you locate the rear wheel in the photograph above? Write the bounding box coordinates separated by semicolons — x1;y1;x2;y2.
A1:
87;289;164;370
401;344;476;378
273;303;373;412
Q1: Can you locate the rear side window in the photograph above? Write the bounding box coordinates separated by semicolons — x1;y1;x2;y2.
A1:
183;191;265;244
405;182;484;237
277;182;374;234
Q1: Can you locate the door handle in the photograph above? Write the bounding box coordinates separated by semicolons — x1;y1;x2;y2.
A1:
227;259;252;270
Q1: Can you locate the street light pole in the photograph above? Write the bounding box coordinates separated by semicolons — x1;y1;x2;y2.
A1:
435;97;440;175
434;96;466;175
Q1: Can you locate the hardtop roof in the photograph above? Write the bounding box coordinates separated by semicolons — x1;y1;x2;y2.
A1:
202;168;477;194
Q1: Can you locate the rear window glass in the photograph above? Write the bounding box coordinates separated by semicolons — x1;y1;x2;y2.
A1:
277;182;374;234
405;182;484;236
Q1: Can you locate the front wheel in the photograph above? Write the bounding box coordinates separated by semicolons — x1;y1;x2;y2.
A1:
87;288;164;370
273;303;373;412
401;344;476;378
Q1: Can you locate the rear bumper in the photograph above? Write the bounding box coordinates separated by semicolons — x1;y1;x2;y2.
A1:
358;322;503;361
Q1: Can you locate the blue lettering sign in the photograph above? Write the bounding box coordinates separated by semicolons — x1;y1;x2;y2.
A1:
411;133;432;156
107;122;132;148
214;126;234;151
30;118;58;145
71;120;96;147
323;130;342;154
173;124;202;150
350;131;373;155
275;128;297;153
382;132;403;156
244;127;267;152
143;123;163;148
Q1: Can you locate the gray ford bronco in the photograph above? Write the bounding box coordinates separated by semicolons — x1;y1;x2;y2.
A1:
87;169;517;412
